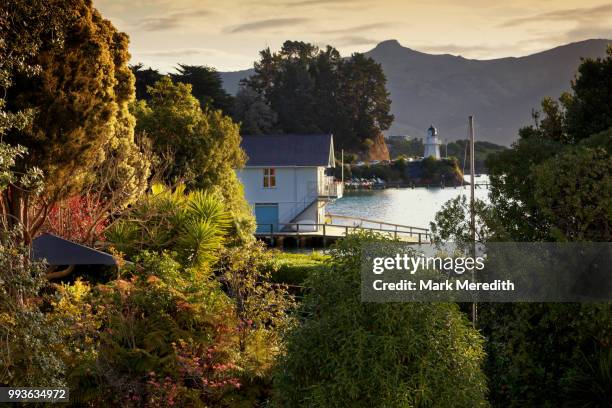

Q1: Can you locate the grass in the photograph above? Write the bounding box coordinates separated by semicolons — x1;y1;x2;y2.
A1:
270;250;330;287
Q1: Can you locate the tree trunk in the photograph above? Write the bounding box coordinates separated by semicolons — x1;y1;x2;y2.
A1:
1;184;49;245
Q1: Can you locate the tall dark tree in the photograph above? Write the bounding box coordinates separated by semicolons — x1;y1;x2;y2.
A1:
247;41;321;134
564;46;612;141
337;53;394;149
3;0;148;242
171;64;234;114
232;86;278;135
244;41;393;152
130;63;162;101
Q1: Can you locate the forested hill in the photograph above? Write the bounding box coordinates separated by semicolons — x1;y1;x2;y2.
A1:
220;39;611;145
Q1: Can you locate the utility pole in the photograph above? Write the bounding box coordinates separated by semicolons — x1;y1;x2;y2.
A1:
341;149;344;182
468;116;477;327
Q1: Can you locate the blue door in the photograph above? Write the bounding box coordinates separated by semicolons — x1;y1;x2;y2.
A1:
255;204;279;233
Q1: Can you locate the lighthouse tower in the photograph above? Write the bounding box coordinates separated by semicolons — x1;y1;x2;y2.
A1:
424;125;441;159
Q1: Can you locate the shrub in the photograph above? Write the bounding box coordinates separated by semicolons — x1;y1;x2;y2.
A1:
270;251;330;287
66;252;243;406
107;184;231;268
272;232;488;407
0;231;67;387
43;195;109;245
215;241;296;406
480;303;612;407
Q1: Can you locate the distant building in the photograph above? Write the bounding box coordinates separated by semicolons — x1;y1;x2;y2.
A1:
424;125;441;159
237;134;343;233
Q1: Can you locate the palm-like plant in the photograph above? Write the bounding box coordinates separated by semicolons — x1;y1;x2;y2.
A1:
107;183;231;268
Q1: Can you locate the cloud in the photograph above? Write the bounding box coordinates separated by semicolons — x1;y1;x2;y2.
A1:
138;9;211;31
417;43;503;55
500;4;612;27
321;22;391;35
563;24;612;41
137;48;213;57
286;0;364;7
226;18;309;33
333;35;379;46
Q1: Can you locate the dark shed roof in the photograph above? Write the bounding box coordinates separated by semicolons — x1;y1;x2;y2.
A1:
241;134;335;167
32;233;117;266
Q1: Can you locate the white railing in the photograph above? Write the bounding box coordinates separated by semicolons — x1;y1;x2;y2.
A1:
284;178;342;226
318;176;343;198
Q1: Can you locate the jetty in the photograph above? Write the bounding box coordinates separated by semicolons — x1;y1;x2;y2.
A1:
255;213;431;248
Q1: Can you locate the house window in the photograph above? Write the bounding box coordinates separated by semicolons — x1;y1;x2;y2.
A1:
263;168;276;188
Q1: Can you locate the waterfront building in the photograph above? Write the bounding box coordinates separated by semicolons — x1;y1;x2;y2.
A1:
236;134;343;233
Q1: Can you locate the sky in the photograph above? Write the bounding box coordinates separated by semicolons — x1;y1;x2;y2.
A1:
94;0;612;73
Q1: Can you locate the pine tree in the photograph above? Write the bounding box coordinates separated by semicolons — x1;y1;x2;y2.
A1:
172;64;234;114
2;0;149;242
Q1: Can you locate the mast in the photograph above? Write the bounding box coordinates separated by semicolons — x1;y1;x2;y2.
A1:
341;149;344;183
468;115;477;326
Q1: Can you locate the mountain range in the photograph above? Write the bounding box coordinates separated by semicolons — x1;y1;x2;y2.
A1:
219;39;612;145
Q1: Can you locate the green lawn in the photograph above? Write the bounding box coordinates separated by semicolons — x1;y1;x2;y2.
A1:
271;250;330;287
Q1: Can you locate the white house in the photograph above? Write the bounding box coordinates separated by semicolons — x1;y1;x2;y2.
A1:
236;134;343;233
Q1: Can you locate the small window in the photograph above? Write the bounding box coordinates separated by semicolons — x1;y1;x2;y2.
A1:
263;168;276;188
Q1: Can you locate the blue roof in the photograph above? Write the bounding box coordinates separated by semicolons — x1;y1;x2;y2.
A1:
241;134;334;167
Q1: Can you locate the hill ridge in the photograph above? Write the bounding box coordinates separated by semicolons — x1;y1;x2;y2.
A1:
220;39;612;145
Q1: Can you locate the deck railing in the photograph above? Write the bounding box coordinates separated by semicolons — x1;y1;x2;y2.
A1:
326;213;429;235
255;221;431;244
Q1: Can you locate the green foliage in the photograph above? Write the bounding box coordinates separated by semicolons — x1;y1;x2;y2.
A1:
269;251;330;287
273;232;488;408
0;144;65;386
133;77;255;239
215;241;296;406
107;183;231;268
349;162;402;182
337;53;394;149
420;156;462;183
106;188;294;405
5;0;147;201
430;195;498;247
486;46;612;240
0;231;67;387
232;86;278;135
65;253;243;406
244;41;393;152
131;63;163;101
451;48;612;408
445;140;507;174
533;146;611;241
565;46;612;141
0;143;43;197
386;137;424;158
480;303;612;407
1;0;149;242
486;136;563;241
55;243;294;406
562;346;612;408
172;64;234;114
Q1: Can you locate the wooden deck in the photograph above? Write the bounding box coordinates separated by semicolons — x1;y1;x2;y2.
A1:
255;215;431;245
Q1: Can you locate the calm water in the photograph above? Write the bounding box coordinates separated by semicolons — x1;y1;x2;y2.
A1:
327;176;490;230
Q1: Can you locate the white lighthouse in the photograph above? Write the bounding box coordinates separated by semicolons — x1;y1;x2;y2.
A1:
424;125;441;159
